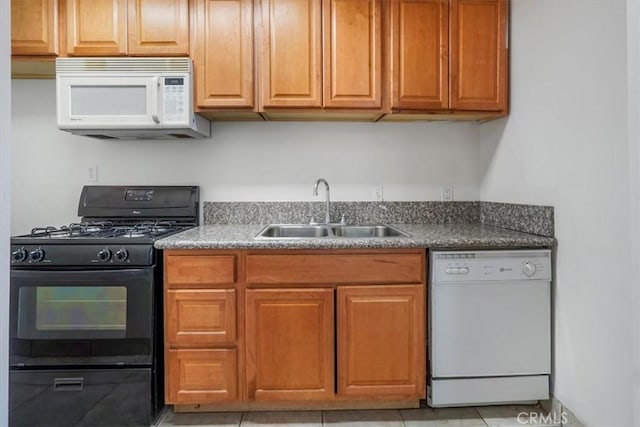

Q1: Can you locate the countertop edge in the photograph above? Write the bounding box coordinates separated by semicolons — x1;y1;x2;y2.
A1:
154;224;556;250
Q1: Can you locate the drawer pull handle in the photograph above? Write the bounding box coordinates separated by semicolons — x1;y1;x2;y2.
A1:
54;377;84;392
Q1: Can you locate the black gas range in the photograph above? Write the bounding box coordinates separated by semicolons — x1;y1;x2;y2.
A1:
9;185;199;427
11;185;199;267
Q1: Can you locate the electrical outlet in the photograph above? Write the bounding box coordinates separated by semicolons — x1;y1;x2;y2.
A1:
441;185;453;202
88;165;98;182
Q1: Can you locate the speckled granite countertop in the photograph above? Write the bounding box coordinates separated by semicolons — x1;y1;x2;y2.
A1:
154;223;554;250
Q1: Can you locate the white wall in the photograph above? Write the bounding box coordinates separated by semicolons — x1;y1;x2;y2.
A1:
478;1;632;426
628;1;640;425
11;79;481;234
1;0;11;422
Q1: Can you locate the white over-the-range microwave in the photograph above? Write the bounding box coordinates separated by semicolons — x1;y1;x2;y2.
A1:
56;57;210;140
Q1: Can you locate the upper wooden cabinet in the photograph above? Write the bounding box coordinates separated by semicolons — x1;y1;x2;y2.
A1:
259;0;381;111
389;0;448;110
323;0;381;109
259;0;322;108
65;0;189;56
66;0;128;56
192;0;255;109
450;0;508;112
388;0;508;114
128;0;190;55
11;0;59;56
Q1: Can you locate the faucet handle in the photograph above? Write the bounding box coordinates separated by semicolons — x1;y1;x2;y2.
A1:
309;214;317;225
339;214;347;225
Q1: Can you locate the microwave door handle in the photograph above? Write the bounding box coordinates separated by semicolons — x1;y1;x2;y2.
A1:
151;77;161;124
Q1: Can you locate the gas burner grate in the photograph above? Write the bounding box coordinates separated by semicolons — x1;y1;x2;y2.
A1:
29;220;187;239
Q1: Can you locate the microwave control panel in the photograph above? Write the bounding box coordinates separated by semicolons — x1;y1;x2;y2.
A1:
163;77;187;123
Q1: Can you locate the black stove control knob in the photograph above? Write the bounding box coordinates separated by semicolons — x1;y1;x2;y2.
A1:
115;248;129;262
97;248;112;262
29;247;45;262
12;248;27;263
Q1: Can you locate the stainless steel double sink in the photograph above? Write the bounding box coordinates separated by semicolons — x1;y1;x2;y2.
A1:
255;224;410;239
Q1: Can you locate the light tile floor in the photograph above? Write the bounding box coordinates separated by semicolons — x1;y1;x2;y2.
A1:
157;403;562;427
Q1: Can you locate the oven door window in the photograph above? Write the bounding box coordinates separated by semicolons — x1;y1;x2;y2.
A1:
20;286;128;339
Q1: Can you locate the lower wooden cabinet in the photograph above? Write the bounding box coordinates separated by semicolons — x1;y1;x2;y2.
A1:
167;349;238;403
164;249;426;408
245;288;334;400
336;285;425;397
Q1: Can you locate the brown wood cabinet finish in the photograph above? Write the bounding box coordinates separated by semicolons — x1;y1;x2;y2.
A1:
167;349;238;403
245;288;334;400
450;0;508;111
336;285;425;397
323;0;382;108
11;0;59;56
164;249;426;408
389;0;448;110
66;0;128;56
127;0;189;55
260;0;322;108
192;0;255;108
246;252;423;285
166;289;237;346
166;254;237;288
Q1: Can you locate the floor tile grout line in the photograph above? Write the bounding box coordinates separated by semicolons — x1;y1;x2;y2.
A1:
473;406;491;427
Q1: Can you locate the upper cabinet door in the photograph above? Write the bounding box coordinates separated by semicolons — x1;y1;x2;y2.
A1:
192;0;254;108
389;0;448;110
67;0;128;56
128;0;189;55
450;0;508;112
11;0;59;55
260;0;322;108
323;0;382;109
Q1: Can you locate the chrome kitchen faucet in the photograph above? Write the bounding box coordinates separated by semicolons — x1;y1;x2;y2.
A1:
313;178;331;224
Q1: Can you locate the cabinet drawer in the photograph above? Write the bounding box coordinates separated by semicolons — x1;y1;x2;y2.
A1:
166;289;236;346
166;255;237;288
246;252;423;285
166;349;238;404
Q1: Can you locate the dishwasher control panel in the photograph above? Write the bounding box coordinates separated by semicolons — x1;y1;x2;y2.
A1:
431;250;551;282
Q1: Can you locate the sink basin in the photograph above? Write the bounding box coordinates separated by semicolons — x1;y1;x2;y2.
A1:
255;224;331;238
331;225;410;238
254;224;410;239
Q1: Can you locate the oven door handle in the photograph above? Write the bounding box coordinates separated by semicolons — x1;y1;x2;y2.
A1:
54;377;84;392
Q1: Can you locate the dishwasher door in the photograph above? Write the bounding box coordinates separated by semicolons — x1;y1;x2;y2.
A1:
430;279;551;378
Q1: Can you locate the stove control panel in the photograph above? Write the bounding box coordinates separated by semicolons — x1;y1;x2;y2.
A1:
10;245;154;267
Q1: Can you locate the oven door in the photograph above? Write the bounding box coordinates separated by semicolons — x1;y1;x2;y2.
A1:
10;268;155;367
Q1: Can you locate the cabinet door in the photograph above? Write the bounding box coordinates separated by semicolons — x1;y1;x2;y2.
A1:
128;0;189;55
323;0;381;108
245;288;334;400
389;0;448;110
337;285;425;397
167;349;238;403
192;0;254;108
260;0;322;108
166;289;236;346
11;0;59;55
67;0;128;56
450;0;508;112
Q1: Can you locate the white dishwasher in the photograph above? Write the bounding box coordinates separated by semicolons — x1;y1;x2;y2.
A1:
428;249;551;407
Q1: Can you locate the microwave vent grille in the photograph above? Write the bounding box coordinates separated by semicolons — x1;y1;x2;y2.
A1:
56;58;192;74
